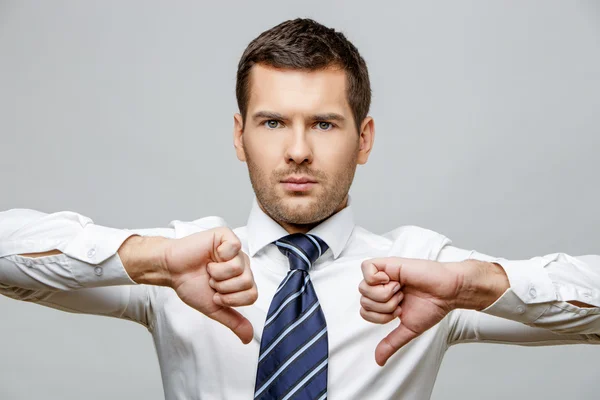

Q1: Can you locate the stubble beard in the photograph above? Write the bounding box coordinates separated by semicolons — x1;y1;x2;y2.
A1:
245;153;358;226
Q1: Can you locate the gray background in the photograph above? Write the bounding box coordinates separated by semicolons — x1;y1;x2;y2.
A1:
0;0;599;399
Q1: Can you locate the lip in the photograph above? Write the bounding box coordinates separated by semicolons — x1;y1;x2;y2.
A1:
281;176;318;184
280;176;318;192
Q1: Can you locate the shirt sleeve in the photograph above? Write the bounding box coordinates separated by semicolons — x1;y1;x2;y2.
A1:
0;208;174;327
438;245;600;341
0;208;136;286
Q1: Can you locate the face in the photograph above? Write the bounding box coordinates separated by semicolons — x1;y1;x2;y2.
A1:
234;64;374;229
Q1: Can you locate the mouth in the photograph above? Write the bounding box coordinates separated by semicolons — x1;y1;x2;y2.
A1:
280;176;318;192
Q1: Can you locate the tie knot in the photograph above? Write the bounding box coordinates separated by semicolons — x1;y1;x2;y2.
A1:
274;233;329;271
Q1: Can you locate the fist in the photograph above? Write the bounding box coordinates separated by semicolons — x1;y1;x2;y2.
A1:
359;257;462;366
164;227;258;344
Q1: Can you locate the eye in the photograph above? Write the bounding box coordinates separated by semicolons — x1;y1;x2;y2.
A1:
264;120;282;129
315;121;334;131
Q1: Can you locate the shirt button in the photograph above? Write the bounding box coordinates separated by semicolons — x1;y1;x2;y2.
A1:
24;259;33;267
516;305;526;314
529;287;537;299
94;267;103;276
87;248;96;259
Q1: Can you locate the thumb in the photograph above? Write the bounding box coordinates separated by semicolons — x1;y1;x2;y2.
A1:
214;228;242;262
209;307;254;344
379;261;404;283
367;258;409;283
375;323;418;366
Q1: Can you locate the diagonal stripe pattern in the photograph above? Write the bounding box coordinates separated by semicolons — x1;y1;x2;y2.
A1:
254;233;330;400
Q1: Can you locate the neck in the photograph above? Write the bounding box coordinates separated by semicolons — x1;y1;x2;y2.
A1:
259;196;349;234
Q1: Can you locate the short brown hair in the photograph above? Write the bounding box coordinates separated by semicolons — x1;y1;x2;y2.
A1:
236;18;371;133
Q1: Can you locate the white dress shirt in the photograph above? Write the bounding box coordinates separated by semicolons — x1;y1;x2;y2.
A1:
1;200;600;400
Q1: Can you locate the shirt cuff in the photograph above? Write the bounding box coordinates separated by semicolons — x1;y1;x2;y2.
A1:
63;224;136;264
482;288;552;323
481;257;558;323
69;253;136;288
491;258;557;304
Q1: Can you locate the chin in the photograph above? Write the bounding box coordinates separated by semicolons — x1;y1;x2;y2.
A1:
257;187;338;225
281;193;317;207
278;197;328;224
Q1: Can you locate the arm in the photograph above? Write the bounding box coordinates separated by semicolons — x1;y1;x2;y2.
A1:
440;247;600;333
0;208;142;322
442;247;600;345
358;248;600;365
0;208;258;342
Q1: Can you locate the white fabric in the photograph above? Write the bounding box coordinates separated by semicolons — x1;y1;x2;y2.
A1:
1;200;600;400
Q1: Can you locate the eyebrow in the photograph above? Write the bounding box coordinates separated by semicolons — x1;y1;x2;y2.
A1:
251;111;346;122
311;113;346;122
252;111;286;121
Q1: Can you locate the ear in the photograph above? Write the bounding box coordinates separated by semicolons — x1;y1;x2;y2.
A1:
357;116;375;165
233;113;246;162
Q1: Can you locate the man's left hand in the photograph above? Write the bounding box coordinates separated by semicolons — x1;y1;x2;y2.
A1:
359;257;508;366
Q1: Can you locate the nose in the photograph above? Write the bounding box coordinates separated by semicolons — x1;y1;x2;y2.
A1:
285;128;313;165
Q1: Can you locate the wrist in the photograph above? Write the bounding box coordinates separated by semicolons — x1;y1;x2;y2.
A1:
118;235;172;286
448;260;510;311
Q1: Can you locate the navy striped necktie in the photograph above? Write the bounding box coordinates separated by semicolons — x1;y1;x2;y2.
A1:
254;233;330;400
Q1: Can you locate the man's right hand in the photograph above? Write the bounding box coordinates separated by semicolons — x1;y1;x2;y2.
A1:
119;227;257;344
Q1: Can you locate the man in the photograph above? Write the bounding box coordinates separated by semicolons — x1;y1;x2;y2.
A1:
1;18;599;400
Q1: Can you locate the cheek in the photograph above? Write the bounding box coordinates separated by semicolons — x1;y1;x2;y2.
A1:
245;134;283;170
316;137;358;170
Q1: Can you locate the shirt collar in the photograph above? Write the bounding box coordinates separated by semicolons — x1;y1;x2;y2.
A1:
246;196;355;259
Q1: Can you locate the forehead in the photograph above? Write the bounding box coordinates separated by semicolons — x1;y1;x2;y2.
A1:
247;64;351;116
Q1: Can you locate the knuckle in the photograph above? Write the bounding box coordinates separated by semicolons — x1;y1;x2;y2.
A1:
241;259;252;274
380;314;394;324
240;276;251;290
245;275;256;289
241;291;253;305
221;227;241;244
360;307;385;324
381;294;393;303
230;256;241;268
380;288;394;302
377;294;389;303
245;271;255;284
229;235;242;251
232;239;241;251
220;226;235;235
359;296;370;309
383;303;396;313
220;295;233;306
358;281;368;295
241;252;250;266
359;307;371;321
229;261;243;275
249;288;259;302
212;280;223;292
360;260;369;273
